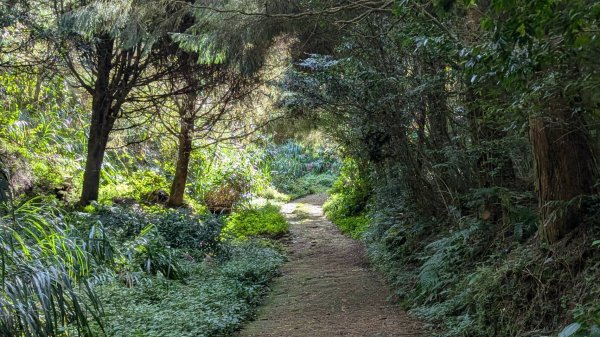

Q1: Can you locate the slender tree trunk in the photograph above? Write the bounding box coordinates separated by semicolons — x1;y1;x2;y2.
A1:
466;89;516;188
428;100;450;148
426;62;451;149
80;123;109;204
167;98;196;207
80;35;114;205
530;98;598;243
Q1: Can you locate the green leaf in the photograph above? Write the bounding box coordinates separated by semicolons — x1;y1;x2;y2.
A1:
574;35;590;48
559;323;581;337
517;23;526;37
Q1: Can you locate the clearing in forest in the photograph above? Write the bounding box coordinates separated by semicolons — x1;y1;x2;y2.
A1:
239;194;424;337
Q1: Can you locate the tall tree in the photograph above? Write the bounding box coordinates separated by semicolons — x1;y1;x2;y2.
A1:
54;0;188;204
155;58;255;207
480;0;600;242
158;0;301;207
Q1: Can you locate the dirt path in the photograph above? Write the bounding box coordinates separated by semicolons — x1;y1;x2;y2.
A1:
238;194;424;337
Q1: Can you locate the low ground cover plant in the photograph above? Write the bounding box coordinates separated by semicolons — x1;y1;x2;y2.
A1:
96;241;285;337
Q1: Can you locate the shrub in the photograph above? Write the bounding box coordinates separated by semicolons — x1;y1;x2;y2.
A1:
224;204;289;239
118;225;188;282
324;159;371;219
324;159;371;238
153;209;223;253
202;171;252;212
86;205;223;253
98;169;170;204
76;204;225;285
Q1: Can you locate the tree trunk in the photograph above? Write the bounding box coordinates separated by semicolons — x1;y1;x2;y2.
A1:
167;101;195;207
466;89;516;188
79;35;114;205
426;62;451;149
80;124;109;204
530;98;598;243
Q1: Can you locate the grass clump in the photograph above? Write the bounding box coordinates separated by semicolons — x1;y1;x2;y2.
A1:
224;204;289;239
328;214;370;239
0;197;104;336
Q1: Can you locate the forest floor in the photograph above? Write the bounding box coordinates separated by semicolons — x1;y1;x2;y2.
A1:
238;194;425;337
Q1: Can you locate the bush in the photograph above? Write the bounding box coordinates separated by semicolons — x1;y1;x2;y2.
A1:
118;225;188;282
324;159;371;238
187;147;259;211
224;204;289;239
74;204;226;287
98;169;170;205
324;159;370;218
86;205;223;253
153;209;223;253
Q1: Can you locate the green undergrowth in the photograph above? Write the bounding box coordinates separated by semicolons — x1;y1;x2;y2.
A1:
224;204;289;239
83;203;289;337
364;194;600;336
36;202;286;337
325;159;600;336
96;241;284;337
324;159;371;239
263;140;339;200
279;172;337;200
0;197;103;336
328;214;369;240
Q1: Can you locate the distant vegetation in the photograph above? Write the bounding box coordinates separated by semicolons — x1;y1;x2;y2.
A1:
264;140;340;200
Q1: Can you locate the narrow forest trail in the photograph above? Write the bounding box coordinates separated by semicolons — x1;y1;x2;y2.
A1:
238;194;424;337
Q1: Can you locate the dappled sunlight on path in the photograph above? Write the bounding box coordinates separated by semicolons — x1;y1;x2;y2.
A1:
238;194;424;337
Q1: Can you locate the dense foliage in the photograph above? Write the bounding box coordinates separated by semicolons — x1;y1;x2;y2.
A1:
97;241;284;337
279;1;600;336
2;0;600;336
323;159;371;239
77;204;285;336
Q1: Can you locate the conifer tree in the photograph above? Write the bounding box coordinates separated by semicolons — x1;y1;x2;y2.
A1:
55;0;188;204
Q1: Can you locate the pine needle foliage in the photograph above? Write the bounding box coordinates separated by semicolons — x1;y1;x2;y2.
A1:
59;0;186;49
174;0;300;73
